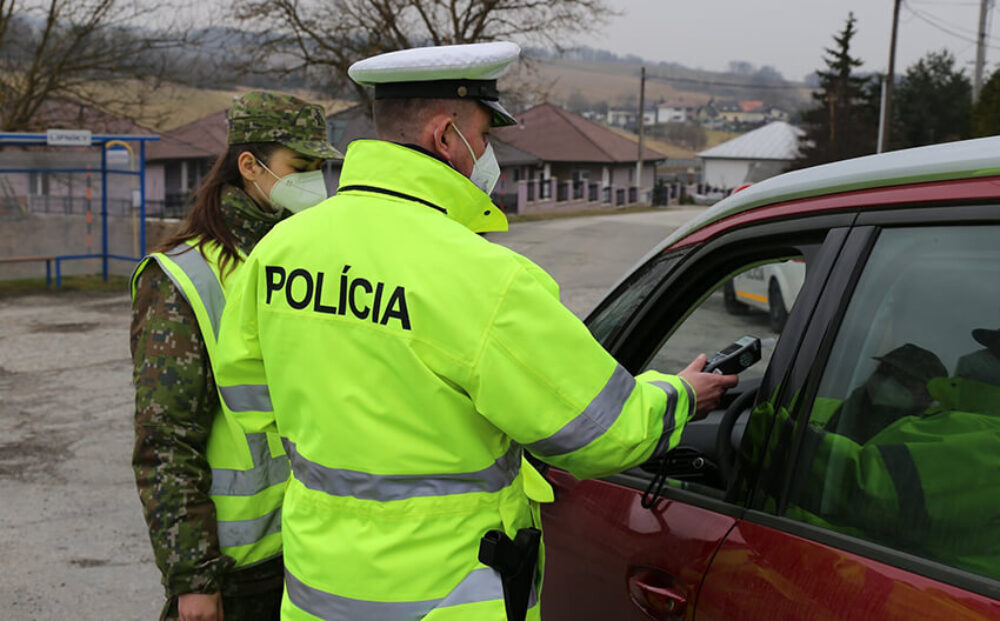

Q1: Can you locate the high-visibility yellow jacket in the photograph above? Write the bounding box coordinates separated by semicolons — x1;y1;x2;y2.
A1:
132;239;290;568
214;140;696;620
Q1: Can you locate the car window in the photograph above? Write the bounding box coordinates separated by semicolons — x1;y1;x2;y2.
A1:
784;225;1000;581
632;255;807;497
588;253;681;347
645;257;805;386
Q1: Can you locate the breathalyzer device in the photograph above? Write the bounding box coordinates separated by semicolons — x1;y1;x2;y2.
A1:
703;336;762;375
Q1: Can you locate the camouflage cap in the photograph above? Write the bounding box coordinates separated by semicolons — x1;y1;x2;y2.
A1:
227;91;343;160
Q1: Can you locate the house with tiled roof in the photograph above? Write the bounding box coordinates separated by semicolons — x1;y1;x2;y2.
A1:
494;103;666;213
145;110;228;215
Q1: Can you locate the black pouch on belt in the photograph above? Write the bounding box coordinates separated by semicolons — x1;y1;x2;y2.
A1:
478;527;541;621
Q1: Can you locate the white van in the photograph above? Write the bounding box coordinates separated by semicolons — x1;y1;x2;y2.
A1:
723;259;805;331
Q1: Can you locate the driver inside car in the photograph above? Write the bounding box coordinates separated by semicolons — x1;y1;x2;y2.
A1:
815;343;946;443
743;340;1000;581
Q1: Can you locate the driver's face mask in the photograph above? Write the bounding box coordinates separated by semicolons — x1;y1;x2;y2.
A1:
254;159;328;213
449;123;500;196
867;373;918;409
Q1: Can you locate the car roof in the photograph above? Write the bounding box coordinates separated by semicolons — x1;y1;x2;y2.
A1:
652;135;1000;257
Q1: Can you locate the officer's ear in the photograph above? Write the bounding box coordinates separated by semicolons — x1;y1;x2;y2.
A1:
430;115;455;161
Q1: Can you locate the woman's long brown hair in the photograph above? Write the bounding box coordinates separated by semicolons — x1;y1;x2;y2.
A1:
157;142;280;277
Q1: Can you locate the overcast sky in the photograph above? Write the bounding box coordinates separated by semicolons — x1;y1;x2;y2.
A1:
598;0;997;82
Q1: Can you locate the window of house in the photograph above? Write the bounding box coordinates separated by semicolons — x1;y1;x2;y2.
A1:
28;172;50;196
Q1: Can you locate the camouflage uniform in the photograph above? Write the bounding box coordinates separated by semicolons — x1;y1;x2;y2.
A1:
130;91;340;620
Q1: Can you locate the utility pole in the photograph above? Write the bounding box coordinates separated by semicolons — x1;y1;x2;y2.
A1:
974;0;994;101
636;66;646;196
880;0;902;153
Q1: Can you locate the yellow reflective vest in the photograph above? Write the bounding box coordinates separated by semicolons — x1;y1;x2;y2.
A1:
214;140;696;620
131;239;289;568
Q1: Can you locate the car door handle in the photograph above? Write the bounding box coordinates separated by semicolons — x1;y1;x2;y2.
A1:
627;567;687;619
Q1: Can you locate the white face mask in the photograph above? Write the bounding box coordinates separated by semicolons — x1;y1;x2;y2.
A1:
867;374;917;409
450;123;501;196
255;159;328;213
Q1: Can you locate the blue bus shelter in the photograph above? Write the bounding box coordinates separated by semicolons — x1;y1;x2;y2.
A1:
0;131;159;286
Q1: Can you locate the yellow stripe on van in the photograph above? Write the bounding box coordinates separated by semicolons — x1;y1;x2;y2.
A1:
737;291;768;303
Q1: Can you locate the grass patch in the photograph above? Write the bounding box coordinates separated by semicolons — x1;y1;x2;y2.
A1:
0;274;129;296
506;204;663;223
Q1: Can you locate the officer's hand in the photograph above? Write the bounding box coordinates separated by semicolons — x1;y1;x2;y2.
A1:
178;592;224;621
677;354;739;420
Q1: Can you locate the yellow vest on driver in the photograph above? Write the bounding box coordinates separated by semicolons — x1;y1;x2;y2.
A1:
214;140;696;620
131;239;289;568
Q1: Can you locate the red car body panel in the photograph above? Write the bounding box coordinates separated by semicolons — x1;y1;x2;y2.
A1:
542;475;1000;620
541;470;735;621
698;521;1000;620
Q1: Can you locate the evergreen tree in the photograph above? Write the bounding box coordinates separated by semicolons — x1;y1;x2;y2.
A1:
894;50;971;148
971;66;1000;137
794;13;878;168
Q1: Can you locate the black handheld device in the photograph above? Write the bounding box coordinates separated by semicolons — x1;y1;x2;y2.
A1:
703;335;762;374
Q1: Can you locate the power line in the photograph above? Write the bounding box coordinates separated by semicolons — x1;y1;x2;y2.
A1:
905;0;1000;48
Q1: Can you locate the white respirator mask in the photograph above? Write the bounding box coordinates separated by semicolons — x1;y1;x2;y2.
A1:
450;123;501;196
255;159;329;213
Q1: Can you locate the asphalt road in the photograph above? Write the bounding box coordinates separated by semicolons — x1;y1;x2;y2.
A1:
0;207;706;620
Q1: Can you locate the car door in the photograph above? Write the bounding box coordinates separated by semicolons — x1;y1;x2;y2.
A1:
540;211;855;620
693;205;1000;619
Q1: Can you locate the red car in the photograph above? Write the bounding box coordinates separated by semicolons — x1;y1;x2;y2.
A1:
540;138;1000;619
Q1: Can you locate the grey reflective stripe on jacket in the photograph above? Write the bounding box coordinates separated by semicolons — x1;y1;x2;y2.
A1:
211;433;290;496
649;380;688;458
153;243;227;339
220;383;274;413
282;438;521;502
525;363;637;457
149;243;288;549
285;565;537;621
217;506;283;549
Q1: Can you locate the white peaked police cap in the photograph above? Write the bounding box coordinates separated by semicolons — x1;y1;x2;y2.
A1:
348;41;521;127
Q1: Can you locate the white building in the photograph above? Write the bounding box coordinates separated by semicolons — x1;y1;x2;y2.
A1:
656;101;694;124
697;121;803;190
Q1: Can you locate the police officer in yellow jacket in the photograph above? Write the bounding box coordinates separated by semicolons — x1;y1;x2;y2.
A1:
214;42;737;621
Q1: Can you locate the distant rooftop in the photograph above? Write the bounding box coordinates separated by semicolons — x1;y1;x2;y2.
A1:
697;121;803;161
495;103;665;163
147;110;227;161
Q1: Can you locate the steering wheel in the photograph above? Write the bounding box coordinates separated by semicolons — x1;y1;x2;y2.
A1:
714;387;758;484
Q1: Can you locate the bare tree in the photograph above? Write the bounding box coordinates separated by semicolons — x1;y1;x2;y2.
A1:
0;0;194;131
230;0;615;107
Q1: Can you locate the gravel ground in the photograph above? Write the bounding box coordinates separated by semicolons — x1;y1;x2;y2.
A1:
0;208;702;620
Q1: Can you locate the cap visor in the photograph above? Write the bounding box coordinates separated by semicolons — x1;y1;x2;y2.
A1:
482;100;517;127
973;328;1000;349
